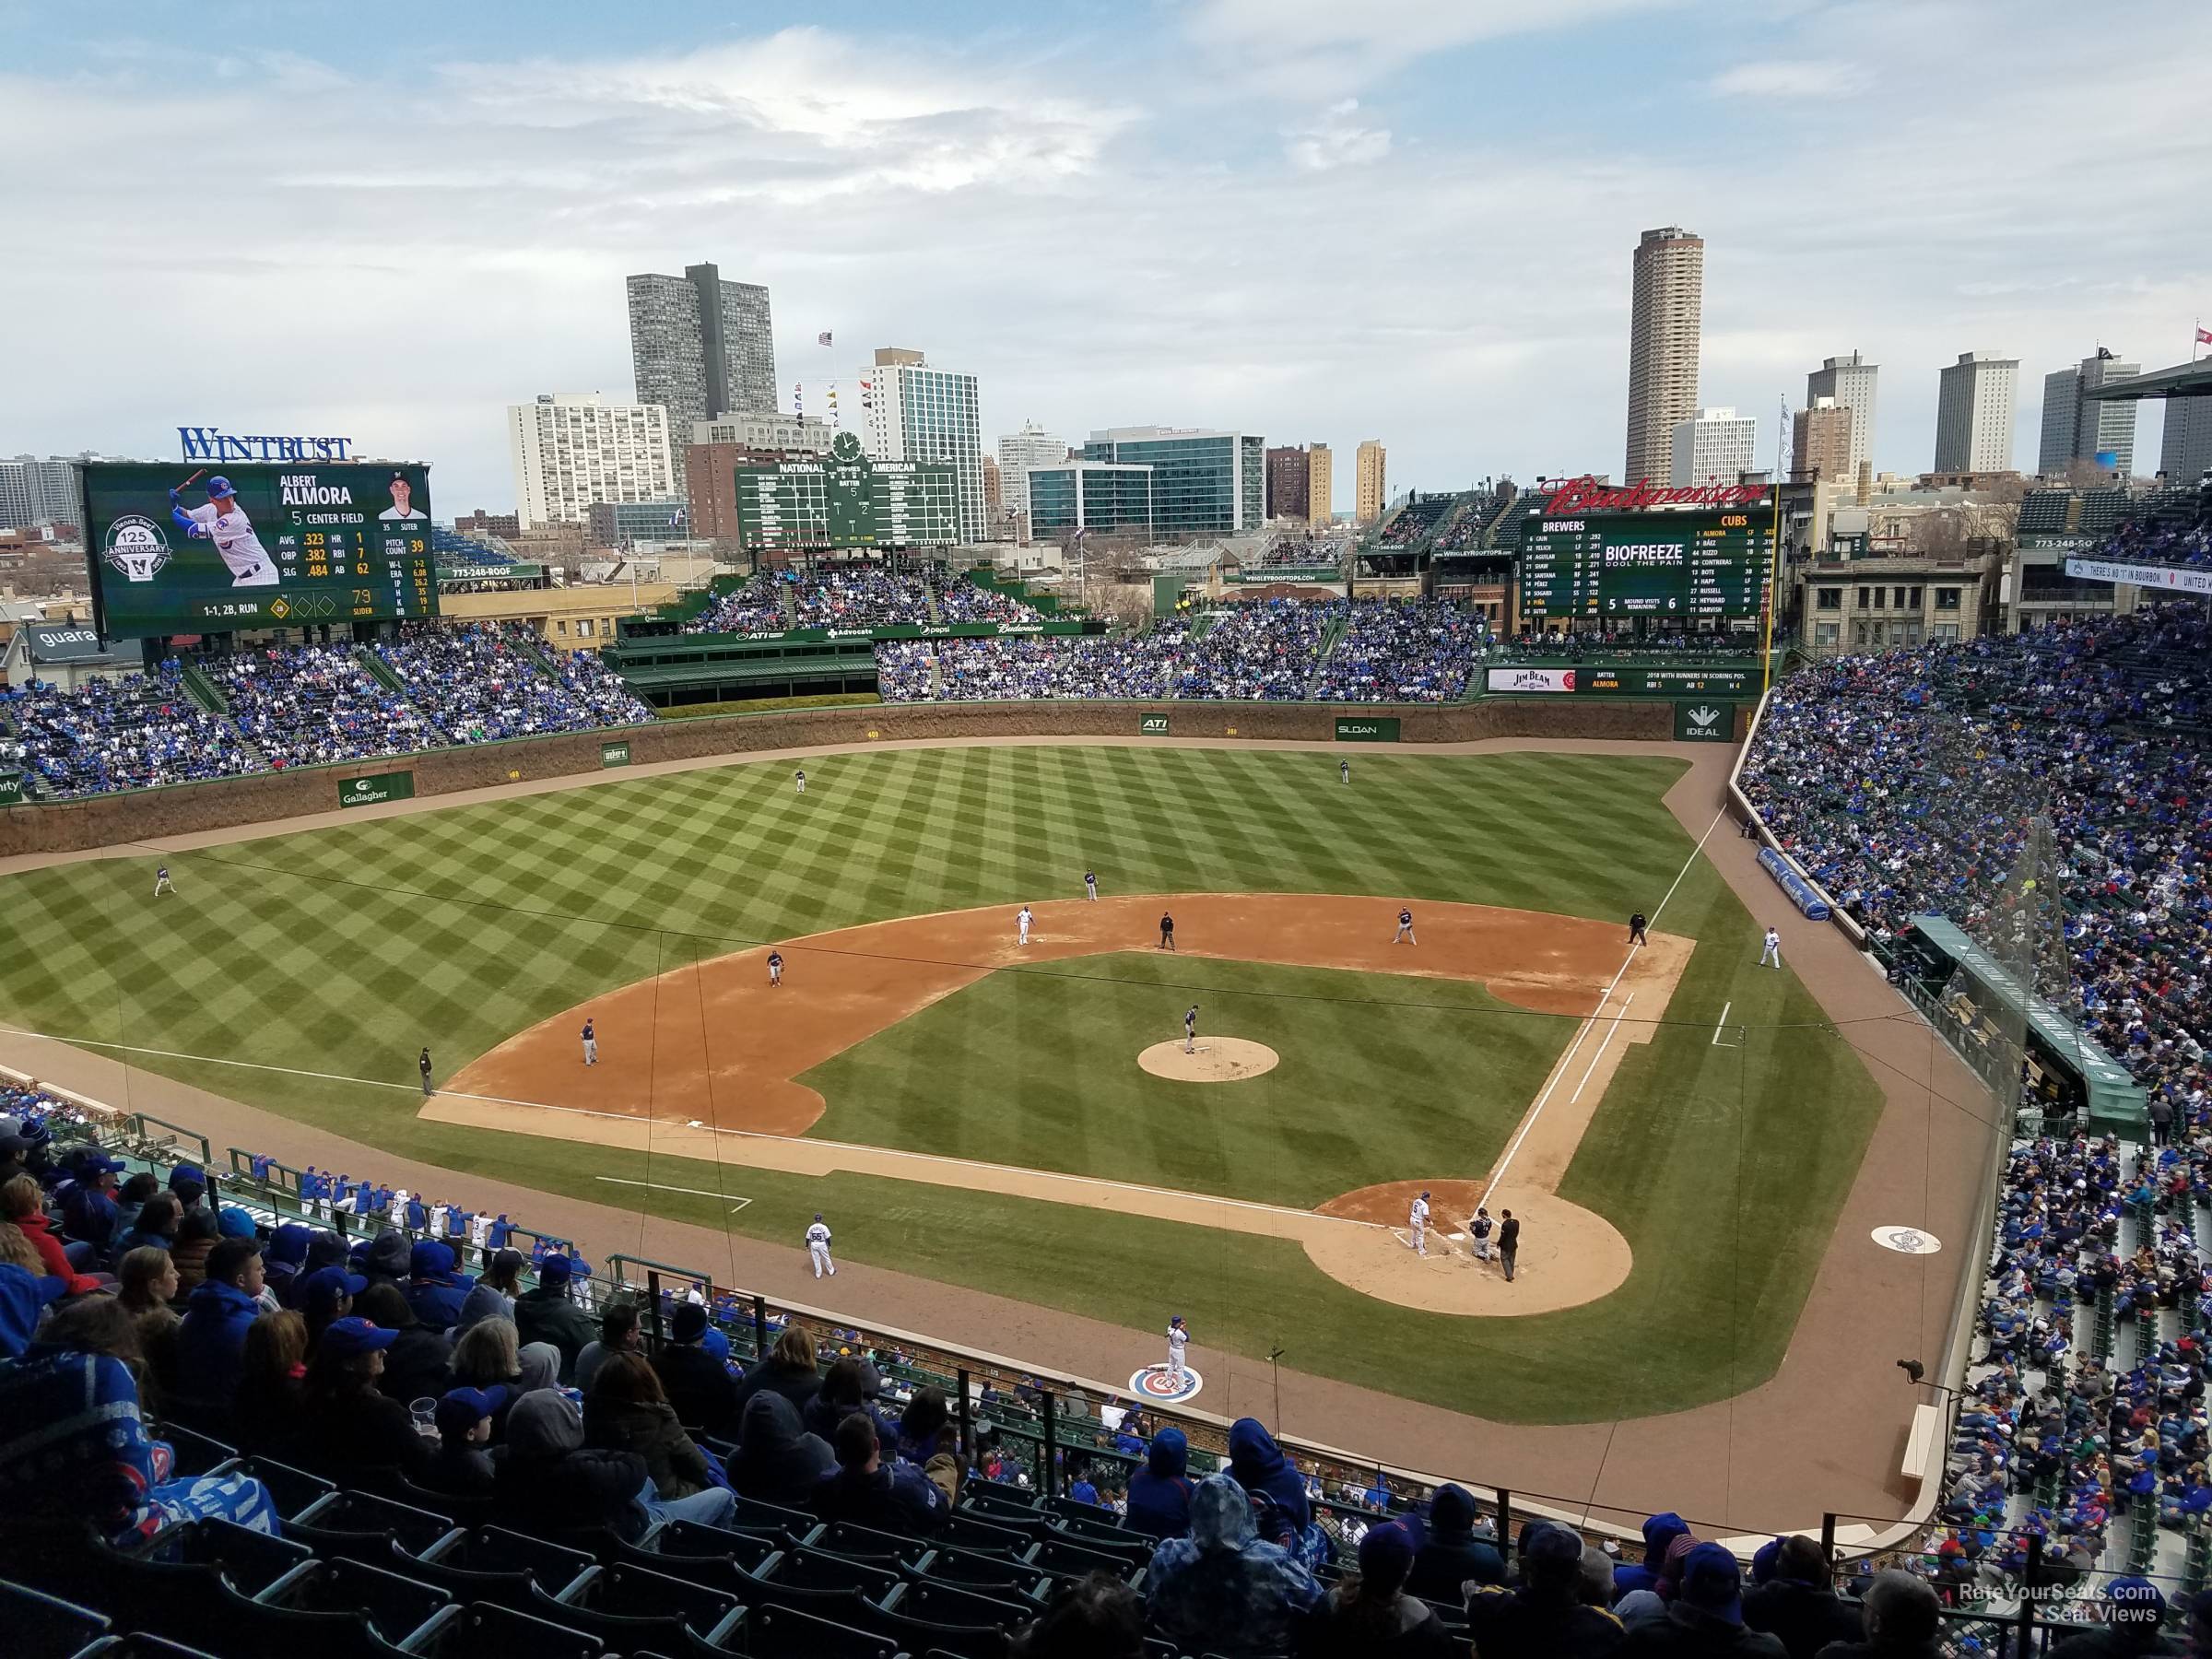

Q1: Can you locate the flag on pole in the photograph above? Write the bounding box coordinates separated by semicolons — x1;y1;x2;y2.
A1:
2197;325;2212;346
818;331;834;347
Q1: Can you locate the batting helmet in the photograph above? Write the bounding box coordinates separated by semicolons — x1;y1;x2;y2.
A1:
206;476;237;500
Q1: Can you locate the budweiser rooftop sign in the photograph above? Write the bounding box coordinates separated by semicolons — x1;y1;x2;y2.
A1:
1540;477;1769;515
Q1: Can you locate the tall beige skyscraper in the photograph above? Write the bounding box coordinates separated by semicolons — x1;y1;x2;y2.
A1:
1355;441;1386;524
1625;226;1704;485
1306;443;1334;526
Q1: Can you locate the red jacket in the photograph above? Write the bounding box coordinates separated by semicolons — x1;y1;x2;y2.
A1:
16;1209;101;1295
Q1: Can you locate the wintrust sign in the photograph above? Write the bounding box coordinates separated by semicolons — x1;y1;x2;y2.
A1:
178;427;356;463
1540;476;1768;515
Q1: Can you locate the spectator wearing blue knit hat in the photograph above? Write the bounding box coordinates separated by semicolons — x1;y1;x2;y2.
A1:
513;1250;594;1381
1621;1541;1785;1656
1465;1520;1625;1659
1296;1520;1454;1655
419;1385;506;1499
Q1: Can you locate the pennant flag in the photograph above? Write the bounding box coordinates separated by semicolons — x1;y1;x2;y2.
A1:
818;331;834;347
2198;326;2212;346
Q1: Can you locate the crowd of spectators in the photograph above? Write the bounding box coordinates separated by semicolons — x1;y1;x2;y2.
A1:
1377;495;1453;548
1251;534;1348;570
375;622;647;743
930;570;1039;623
208;641;445;770
547;639;658;725
1503;629;1761;659
880;597;1488;705
684;572;789;633
3;663;263;798
1311;600;1482;702
793;560;935;629
2090;496;2212;572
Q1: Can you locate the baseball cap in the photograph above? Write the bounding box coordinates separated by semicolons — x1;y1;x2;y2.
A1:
320;1317;397;1359
1359;1522;1416;1585
434;1384;508;1440
409;1240;456;1277
169;1163;205;1190
217;1206;258;1239
300;1265;368;1312
1678;1542;1746;1626
206;477;235;499
2107;1576;2167;1623
0;1263;68;1359
672;1302;708;1343
537;1253;572;1287
69;1148;124;1176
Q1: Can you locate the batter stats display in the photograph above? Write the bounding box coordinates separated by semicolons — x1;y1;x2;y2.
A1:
1520;507;1776;621
83;461;437;638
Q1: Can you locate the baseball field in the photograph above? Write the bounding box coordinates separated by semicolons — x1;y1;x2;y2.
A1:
0;743;1883;1423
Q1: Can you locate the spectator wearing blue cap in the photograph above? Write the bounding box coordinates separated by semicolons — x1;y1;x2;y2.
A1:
175;1235;266;1406
1808;1568;1941;1659
353;1282;455;1408
57;1153;124;1251
513;1250;595;1382
419;1385;506;1499
291;1316;430;1482
1620;1541;1786;1656
653;1299;741;1437
403;1239;476;1333
2040;1575;2181;1657
298;1264;367;1345
1465;1520;1626;1659
1297;1519;1455;1655
168;1163;206;1214
262;1222;312;1304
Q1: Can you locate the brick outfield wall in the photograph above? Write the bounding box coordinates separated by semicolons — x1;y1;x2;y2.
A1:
0;698;1744;858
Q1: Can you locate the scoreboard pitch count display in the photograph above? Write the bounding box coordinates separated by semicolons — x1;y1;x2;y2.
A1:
84;461;437;639
1520;506;1776;621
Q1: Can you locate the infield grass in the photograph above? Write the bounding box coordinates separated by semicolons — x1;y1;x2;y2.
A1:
0;743;1884;1420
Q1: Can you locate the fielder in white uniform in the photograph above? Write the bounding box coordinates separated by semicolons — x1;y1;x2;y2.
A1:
806;1214;835;1277
154;866;174;898
1409;1190;1431;1256
1084;871;1099;901
171;477;279;587
1018;905;1033;947
794;769;806;794
1165;1315;1190;1385
1759;925;1783;969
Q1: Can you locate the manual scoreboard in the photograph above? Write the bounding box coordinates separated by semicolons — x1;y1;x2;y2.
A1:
1519;507;1775;621
84;461;437;638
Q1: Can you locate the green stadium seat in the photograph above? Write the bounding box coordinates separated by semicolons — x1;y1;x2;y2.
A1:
239;1455;336;1521
1033;1530;1145;1580
401;1535;568;1618
152;1423;240;1480
744;1602;900;1659
418;1526;594;1594
1041;1493;1123;1525
85;1525;308;1653
287;1489;459;1564
531;1562;743;1652
907;1544;1053;1599
0;1576;112;1659
724;1557;877;1624
814;1520;934;1566
885;1575;1034;1634
942;1509;1041;1551
400;1600;604;1658
769;1544;902;1602
618;1517;781;1591
962;1484;1041;1519
388;1476;495;1532
218;1560;429;1657
724;1491;819;1535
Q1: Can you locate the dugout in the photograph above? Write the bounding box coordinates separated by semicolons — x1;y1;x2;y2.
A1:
1896;916;2145;1135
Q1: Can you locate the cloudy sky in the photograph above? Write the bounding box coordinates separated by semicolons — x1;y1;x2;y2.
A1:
5;0;2207;513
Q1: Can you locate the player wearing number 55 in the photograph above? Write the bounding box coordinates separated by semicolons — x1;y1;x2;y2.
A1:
170;476;278;587
379;474;426;522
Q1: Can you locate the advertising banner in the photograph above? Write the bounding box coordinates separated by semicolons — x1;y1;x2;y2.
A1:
0;774;22;806
601;741;632;768
1757;845;1831;921
1487;665;1575;693
2065;558;2212;596
338;771;416;809
1674;700;1735;742
1335;716;1401;742
1139;714;1171;735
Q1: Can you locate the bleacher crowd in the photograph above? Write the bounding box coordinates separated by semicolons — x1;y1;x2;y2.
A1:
682;563;1042;636
2;629;654;799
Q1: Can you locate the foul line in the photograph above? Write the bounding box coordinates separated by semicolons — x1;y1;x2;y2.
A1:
1569;992;1634;1105
1712;1001;1734;1047
1475;807;1724;1215
594;1175;752;1212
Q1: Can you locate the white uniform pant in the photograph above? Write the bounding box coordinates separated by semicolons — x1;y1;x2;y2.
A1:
583;1039;597;1065
810;1241;834;1277
1759;942;1782;968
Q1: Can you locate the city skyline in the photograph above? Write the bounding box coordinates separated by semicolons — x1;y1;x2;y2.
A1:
2;3;2203;512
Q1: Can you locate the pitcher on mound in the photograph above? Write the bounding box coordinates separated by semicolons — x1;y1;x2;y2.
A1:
1161;1314;1190;1388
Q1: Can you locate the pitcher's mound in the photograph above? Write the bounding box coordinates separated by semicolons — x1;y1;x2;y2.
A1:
1138;1038;1280;1082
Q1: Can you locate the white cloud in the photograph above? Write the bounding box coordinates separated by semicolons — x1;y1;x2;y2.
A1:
1709;59;1871;98
1284;100;1393;171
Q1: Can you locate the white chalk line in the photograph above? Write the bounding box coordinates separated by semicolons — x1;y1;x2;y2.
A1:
1712;1001;1734;1047
594;1175;753;1212
1474;807;1724;1215
1570;992;1635;1105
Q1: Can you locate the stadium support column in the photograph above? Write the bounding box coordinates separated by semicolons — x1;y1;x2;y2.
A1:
1759;486;1783;698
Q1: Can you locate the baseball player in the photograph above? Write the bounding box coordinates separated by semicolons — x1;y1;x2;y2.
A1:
468;1208;492;1265
582;1018;597;1066
1084;870;1099;901
1409;1190;1431;1256
1469;1206;1494;1262
1759;924;1782;969
1159;912;1176;951
767;949;783;986
1183;1005;1198;1054
1018;905;1033;947
1340;759;1350;784
806;1213;835;1277
1393;906;1416;945
1630;911;1649;946
794;769;806;794
378;473;425;522
153;865;174;898
170;476;278;587
1164;1315;1190;1386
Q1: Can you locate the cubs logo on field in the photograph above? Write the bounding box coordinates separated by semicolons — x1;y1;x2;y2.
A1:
103;515;172;582
1130;1364;1204;1405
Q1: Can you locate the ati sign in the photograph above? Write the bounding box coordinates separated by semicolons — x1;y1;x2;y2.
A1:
337;770;416;809
600;741;631;768
1675;701;1735;742
1335;716;1401;743
1138;713;1171;735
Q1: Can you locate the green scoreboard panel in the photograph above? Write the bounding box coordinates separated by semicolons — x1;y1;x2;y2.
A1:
1519;507;1775;621
732;429;959;551
86;461;436;638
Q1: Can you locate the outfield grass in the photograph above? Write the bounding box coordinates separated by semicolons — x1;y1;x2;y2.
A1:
805;953;1563;1207
0;745;1885;1420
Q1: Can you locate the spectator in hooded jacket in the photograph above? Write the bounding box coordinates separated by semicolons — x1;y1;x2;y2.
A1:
803;1352;897;1447
1742;1535;1862;1658
584;1350;737;1524
1406;1481;1506;1602
1125;1425;1195;1539
1622;1542;1786;1656
651;1300;740;1435
810;1410;948;1534
1227;1417;1312;1534
402;1240;474;1333
731;1389;835;1508
261;1224;311;1305
497;1388;653;1539
174;1236;265;1406
1147;1472;1324;1658
1295;1520;1454;1657
512;1253;595;1381
1465;1521;1627;1658
1618;1512;1694;1597
358;1230;410;1292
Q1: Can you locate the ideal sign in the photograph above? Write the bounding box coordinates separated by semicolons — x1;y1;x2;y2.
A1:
178;426;357;463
